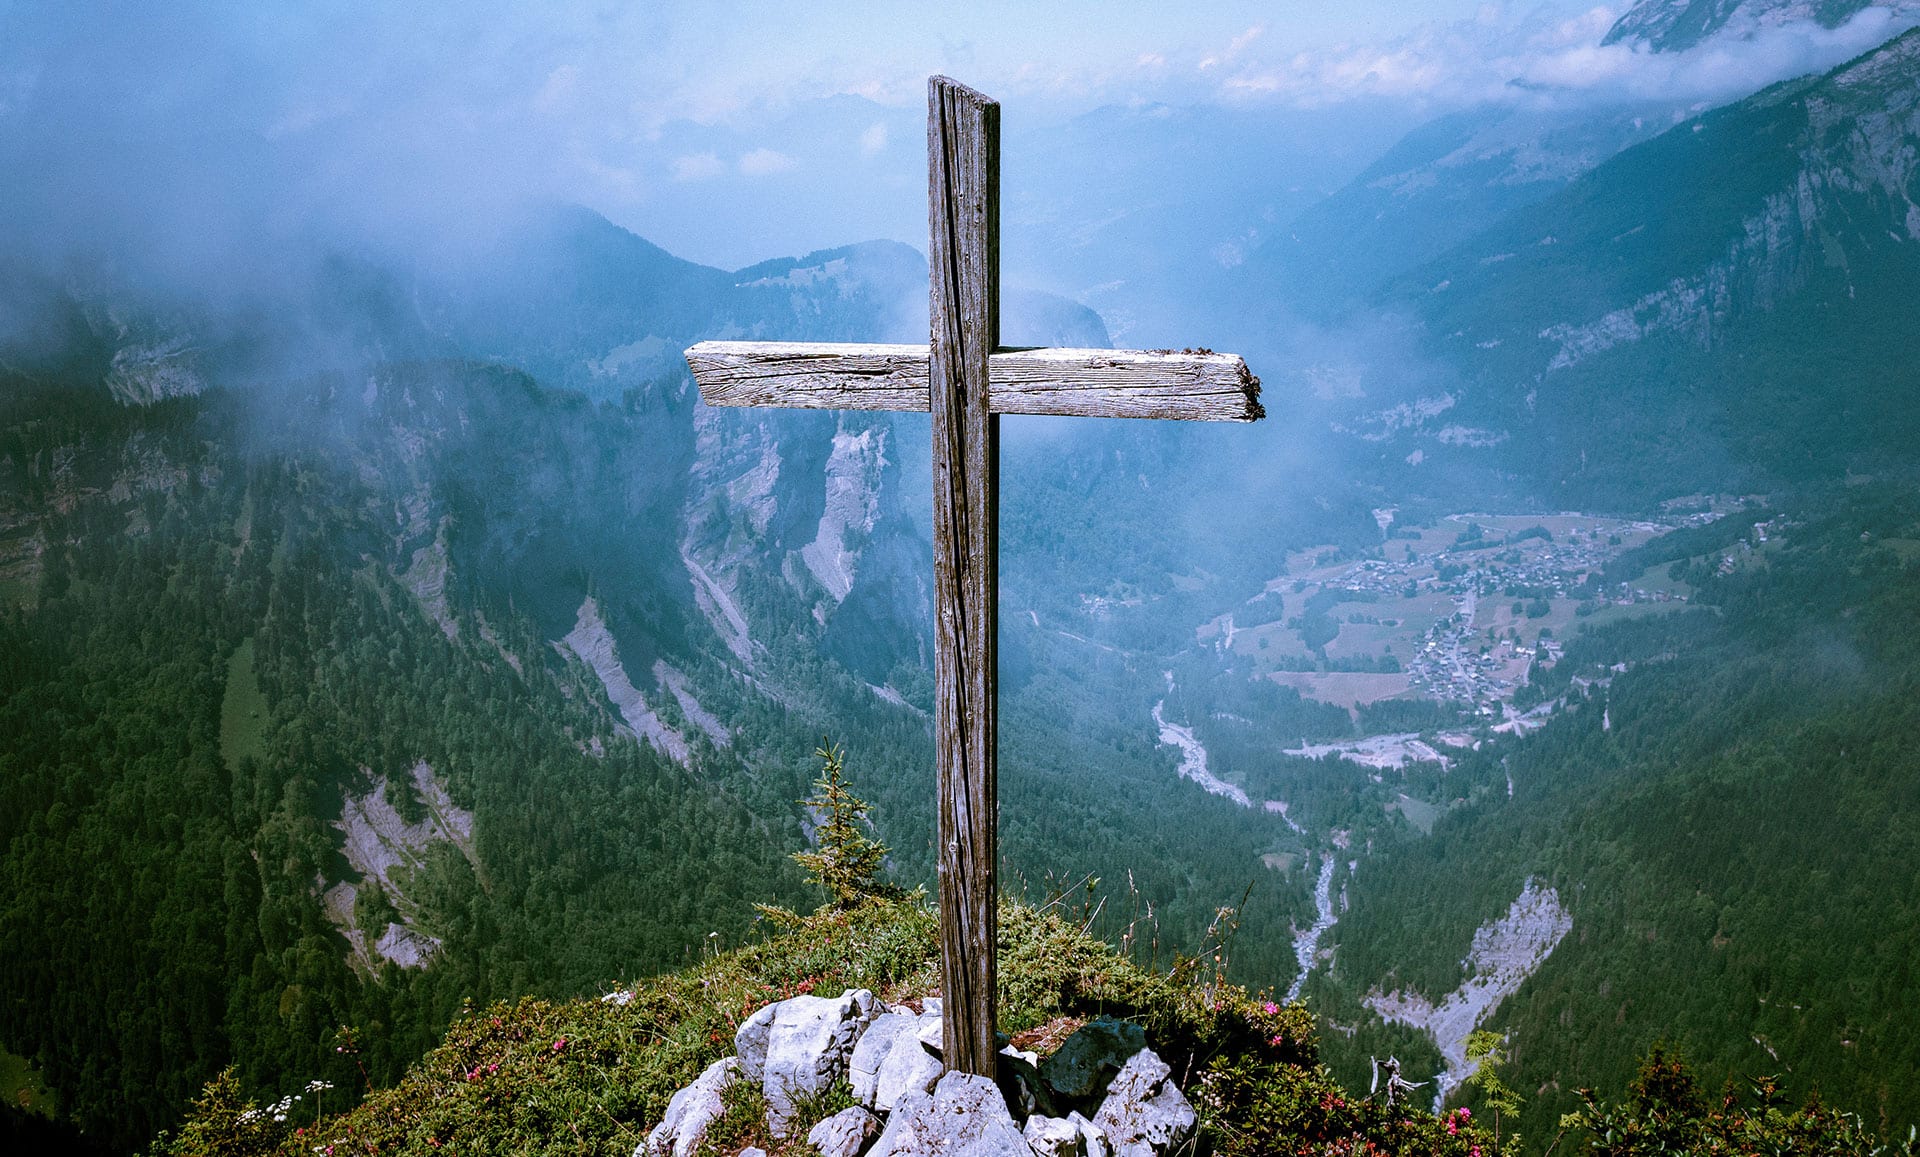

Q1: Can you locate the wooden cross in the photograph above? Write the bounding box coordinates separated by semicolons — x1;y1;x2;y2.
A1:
684;76;1262;1077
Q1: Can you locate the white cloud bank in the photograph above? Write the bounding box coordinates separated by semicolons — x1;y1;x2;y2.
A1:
2;0;1915;277
1213;4;1920;112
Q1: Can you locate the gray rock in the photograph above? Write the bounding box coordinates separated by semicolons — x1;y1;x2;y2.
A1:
997;1046;1057;1122
868;1072;1036;1157
740;1149;768;1157
852;1011;944;1112
1090;1050;1195;1157
641;1057;741;1157
917;1015;944;1055
1040;1017;1146;1103
734;989;881;1138
851;1013;917;1098
735;1002;779;1082
1024;1113;1112;1157
1070;1113;1110;1157
808;1106;883;1157
1022;1115;1080;1157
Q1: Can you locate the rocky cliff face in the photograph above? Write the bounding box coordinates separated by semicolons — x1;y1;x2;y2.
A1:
0;202;1107;791
1601;0;1907;52
1372;27;1920;501
1239;0;1920;333
322;761;479;975
1541;30;1920;369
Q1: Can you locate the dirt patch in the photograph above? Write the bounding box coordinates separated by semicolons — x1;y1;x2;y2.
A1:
1010;1016;1086;1057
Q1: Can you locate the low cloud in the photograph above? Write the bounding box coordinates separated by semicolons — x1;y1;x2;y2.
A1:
1200;24;1265;71
1215;5;1919;112
737;147;798;176
4;0;1917;299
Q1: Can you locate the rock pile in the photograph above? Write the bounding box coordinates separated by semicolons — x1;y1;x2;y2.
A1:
640;993;1195;1157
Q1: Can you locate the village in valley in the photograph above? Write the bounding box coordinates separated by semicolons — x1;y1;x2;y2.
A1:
1180;502;1769;790
1163;501;1771;1009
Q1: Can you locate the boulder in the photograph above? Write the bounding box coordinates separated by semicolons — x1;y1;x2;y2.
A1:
1023;1115;1081;1157
1022;1112;1109;1157
851;1010;944;1112
809;1106;884;1157
1040;1017;1146;1103
640;1057;741;1157
916;1015;944;1055
997;1046;1056;1122
736;1003;779;1080
1090;1050;1195;1157
734;989;881;1137
867;1071;1036;1157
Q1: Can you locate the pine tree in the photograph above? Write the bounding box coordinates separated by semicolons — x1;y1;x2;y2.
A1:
789;741;901;911
1465;1029;1524;1155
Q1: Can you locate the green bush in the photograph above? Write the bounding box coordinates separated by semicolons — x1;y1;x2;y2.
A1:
1556;1046;1919;1156
153;894;1506;1157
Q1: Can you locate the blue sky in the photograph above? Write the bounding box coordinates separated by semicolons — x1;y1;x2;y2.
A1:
2;1;1913;272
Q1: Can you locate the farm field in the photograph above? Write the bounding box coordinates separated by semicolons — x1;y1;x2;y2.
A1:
1199;510;1739;718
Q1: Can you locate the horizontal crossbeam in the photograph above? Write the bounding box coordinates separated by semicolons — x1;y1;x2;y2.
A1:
685;341;1263;422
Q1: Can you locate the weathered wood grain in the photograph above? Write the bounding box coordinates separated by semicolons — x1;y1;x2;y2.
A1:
684;341;1264;422
928;74;1000;1079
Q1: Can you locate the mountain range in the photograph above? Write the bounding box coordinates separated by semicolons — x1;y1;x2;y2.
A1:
6;2;1920;1153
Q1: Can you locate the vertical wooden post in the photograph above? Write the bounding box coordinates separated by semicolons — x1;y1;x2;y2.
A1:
927;74;999;1078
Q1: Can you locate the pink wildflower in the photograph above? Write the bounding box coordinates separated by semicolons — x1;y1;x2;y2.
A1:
1263;1001;1278;1015
552;1037;568;1051
1269;1034;1284;1046
1458;1107;1471;1118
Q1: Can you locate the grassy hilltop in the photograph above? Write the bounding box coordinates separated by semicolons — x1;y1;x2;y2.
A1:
148;890;1912;1157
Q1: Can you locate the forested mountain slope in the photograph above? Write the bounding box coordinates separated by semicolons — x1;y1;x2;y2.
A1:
1373;28;1920;506
0;373;841;1149
1243;105;1669;318
0;212;1343;1150
1306;485;1920;1144
12;24;1920;1153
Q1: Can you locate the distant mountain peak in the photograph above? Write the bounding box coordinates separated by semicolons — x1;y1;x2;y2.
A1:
1601;0;1898;52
